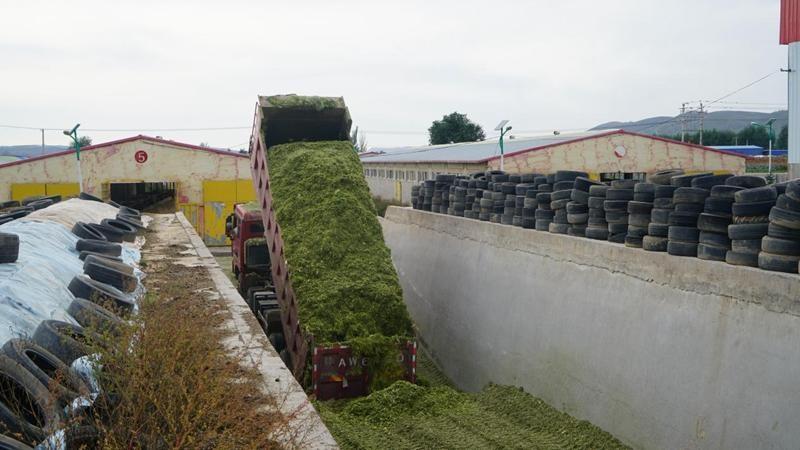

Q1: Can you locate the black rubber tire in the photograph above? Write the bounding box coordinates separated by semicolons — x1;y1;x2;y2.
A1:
648;169;684;185
703;197;733;215
588;197;605;209
607;232;626;244
776;194;800;212
734;186;777;203
608;223;628;234
588;185;610;197
548;222;569;234
585;227;609;240
115;214;145;231
731;239;762;254
710;184;745;200
668;226;700;242
725;175;766;189
642;235;668;251
697;243;728;261
697;213;731;234
732;215;769;224
725;250;759;267
20;196;44;206
570;189;589;205
567;225;587;237
633;192;655;203
605;211;628;224
626;225;648;238
566;202;588;214
668;211;699;227
674;203;705;214
75;239;122;257
32;321;102;366
268;333;286;352
671;172;713;187
610;179;637;189
567;213;588;224
574;177;601;192
0;233;20;264
68;298;124;335
628;213;651;228
650;209;671;224
534;220;551;231
108;200;122;208
84;254;134;276
768;222;800;240
667;240;698;257
534;209;555;220
648;223;669;237
673;187;710;205
633;182;655;193
100;219;137;242
624;235;643;248
760;235;800;256
0;355;62;446
71;222;107;241
554;170;588;182
0;434;32;449
728;223;769;240
67;275;135;316
786;180;800;202
606;189;634;201
78;251;123;264
691;174;732;189
1;339;86;408
27;199;53;211
758;252;800;273
84;258;137;293
604;200;629;212
699;231;730;247
769;207;800;230
85;223;124;243
552;181;575;192
731;201;775;218
627;201;653;215
551;190;572;202
78;192;103;202
0;200;20;209
654;185;678;199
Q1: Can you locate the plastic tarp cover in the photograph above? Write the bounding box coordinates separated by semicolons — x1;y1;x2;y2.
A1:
0;219;141;346
25;198;119;230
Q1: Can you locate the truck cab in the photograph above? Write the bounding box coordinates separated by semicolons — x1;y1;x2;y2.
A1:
225;202;272;295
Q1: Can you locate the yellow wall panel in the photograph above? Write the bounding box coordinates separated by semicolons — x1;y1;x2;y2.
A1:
46;183;80;198
11;183;46;201
203;201;231;246
202;180;237;203
236;179;256;203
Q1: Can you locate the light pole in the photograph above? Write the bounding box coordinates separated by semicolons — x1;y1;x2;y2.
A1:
751;118;776;180
494;120;513;171
63;124;83;192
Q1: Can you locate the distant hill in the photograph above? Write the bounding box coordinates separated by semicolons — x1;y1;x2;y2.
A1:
0;145;68;159
592;110;788;135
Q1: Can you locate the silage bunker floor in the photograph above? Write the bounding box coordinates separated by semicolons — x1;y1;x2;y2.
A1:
316;352;628;450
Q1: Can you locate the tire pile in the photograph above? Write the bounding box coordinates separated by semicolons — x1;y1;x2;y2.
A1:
411;171;800;274
0;195;63;226
0;195;143;448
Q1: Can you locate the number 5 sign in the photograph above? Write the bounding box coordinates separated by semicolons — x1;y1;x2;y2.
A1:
134;150;148;163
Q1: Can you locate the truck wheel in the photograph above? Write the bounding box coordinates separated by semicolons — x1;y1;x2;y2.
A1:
269;333;286;352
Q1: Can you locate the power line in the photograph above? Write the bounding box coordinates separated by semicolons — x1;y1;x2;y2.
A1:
705;70;781;106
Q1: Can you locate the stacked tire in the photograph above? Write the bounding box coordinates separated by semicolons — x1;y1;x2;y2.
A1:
625;182;655;248
521;178;546;229
696;180;739;262
421;180;434;211
759;180;800;272
411;185;422;209
501;182;517;225
568;177;602;237
726;177;773;267
549;171;587;235
585;185;610;240
533;179;554;231
665;173;712;256
474;179;490;221
604;180;636;243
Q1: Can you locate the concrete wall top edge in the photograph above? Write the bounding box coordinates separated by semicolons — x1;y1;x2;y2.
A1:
385;206;800;316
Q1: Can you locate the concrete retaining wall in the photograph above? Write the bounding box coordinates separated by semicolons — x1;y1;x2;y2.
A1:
382;206;800;450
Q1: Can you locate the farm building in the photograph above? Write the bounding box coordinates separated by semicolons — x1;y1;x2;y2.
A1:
0;135;253;245
361;129;748;204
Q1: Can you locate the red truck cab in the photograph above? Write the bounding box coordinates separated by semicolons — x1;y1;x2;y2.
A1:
225;202;271;295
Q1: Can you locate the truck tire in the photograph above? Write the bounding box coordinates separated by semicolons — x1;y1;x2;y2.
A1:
118;206;141;218
668;211;699;227
776;194;800;211
691;174;732;189
642;235;668;251
668;226;700;242
71;222;107;241
725;250;759;267
0;355;62;446
650;209;671;224
627;201;653;215
734;186;777;203
588;185;610;197
85;223;124;243
115;214;145;231
768;223;800;240
75;239;122;257
32;321;100;365
667;240;698;257
79;251;124;263
628;213;651;228
725;175;766;189
554;170;587;182
606;189;634;201
671;173;713;187
673;187;710;204
697;243;728;261
760;236;800;256
0;434;32;450
786;180;800;202
584;227;609;240
699;231;730;247
769;207;800;230
1;339;87;408
710;184;744;199
731;239;762;254
758;252;800;273
674;203;704;214
84;258;137;293
697;213;731;234
704;197;734;215
67;298;124;335
654;185;678;198
728;223;769;240
79;192;103;202
648;169;684;185
0;233;20;264
100;219;137;242
68;275;135;316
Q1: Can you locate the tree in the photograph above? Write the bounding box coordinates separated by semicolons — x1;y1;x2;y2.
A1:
736;125;770;148
68;136;92;149
428;112;485;145
350;126;368;152
777;125;789;149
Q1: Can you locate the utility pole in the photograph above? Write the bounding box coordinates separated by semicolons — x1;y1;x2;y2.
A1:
698;101;705;146
40;129;45;155
680;103;688;142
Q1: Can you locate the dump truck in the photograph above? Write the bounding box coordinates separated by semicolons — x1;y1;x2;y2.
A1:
247;95;415;400
225;202;271;296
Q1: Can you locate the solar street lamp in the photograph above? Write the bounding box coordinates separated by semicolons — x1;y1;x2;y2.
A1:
750;118;776;180
63;124;83;192
495;120;512;171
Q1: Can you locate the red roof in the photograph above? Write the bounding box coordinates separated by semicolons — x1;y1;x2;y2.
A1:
483;129;746;163
781;0;800;45
0;135;248;169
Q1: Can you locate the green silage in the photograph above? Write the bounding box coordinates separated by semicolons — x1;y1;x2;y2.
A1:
268;140;413;344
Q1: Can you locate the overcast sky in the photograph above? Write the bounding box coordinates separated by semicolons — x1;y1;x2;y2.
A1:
0;0;789;150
